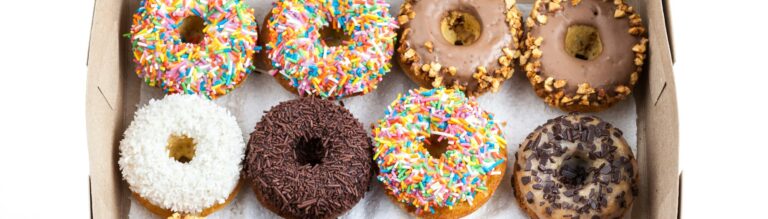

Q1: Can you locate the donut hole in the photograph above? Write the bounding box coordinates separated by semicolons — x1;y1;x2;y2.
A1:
558;156;590;186
564;25;603;61
440;10;482;46
424;134;450;159
179;16;205;44
295;137;325;166
167;134;196;163
319;25;352;47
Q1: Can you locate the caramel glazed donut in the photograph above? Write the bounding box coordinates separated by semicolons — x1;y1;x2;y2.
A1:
523;0;648;112
244;98;373;219
512;114;638;218
396;0;524;96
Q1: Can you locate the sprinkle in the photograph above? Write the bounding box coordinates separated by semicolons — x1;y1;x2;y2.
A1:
263;0;397;99
372;87;507;214
128;0;258;99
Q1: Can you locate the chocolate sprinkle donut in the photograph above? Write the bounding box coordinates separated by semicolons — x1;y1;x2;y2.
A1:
523;0;648;112
244;98;373;219
512;114;638;219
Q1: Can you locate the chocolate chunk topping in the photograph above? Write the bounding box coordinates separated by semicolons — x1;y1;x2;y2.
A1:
245;98;373;218
513;114;638;217
521;176;531;185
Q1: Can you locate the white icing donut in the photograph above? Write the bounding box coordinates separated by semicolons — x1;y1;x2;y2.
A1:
118;94;245;214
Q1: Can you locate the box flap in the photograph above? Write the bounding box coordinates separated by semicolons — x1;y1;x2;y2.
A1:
85;0;129;217
631;0;680;218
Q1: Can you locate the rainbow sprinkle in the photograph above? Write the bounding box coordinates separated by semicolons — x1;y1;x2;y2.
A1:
264;0;397;99
129;0;259;99
372;87;507;214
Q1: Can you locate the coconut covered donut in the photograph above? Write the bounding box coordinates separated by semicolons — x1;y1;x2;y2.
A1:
244;98;373;218
255;0;397;99
129;0;259;99
512;114;638;218
372;87;507;218
118;94;246;217
523;0;648;112
396;0;524;96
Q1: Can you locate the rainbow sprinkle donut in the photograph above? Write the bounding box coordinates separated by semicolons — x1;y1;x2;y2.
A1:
257;0;397;99
372;87;507;218
129;0;259;99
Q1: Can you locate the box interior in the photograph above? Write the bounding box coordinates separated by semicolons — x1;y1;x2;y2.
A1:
86;0;679;218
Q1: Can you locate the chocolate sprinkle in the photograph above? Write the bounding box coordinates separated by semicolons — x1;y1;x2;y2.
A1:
244;98;373;219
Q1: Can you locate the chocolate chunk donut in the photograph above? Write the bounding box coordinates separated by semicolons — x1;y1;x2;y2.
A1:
396;0;524;96
512;114;638;218
244;98;373;219
523;0;648;112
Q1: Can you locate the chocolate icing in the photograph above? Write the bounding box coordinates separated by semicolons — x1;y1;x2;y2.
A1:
524;0;647;112
512;114;638;218
244;98;373;219
533;0;636;94
397;0;522;96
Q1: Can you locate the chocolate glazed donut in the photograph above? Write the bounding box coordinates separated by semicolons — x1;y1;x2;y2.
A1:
512;114;639;218
244;98;373;219
523;0;648;112
396;0;523;96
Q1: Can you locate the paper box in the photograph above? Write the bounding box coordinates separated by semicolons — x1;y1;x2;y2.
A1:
86;0;679;217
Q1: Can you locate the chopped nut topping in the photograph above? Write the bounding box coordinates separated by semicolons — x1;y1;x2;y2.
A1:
505;0;516;9
577;83;595;95
531;48;543;59
534;37;544;46
571;0;581;6
398;15;410;25
421;63;431;72
448;66;457;76
554;79;566;89
536;15;548;24
548;2;561;12
403;49;415;59
614;9;626;18
544;77;554;92
424;41;433;53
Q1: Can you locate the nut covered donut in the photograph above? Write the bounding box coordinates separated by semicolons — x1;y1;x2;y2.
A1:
396;0;524;96
256;0;397;99
523;0;648;112
245;98;373;218
118;94;245;217
372;87;507;218
512;114;638;218
129;0;259;99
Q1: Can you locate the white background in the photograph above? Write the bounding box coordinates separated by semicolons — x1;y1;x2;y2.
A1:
0;0;766;218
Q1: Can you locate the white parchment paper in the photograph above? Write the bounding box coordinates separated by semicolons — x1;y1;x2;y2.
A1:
127;1;637;218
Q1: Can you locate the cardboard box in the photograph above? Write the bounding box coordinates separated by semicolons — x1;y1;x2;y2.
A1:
86;0;679;218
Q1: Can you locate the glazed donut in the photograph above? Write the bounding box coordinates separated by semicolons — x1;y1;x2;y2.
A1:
523;0;648;112
395;0;523;96
512;114;638;218
372;87;507;218
118;94;246;217
255;0;397;99
129;0;259;99
244;98;372;218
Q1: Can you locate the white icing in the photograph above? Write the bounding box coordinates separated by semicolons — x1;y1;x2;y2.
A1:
119;94;245;214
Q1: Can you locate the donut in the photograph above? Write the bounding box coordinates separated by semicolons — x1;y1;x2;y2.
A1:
512;114;638;218
372;87;507;218
118;94;246;217
129;0;259;99
395;0;524;96
244;98;373;218
523;0;648;112
255;0;397;99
